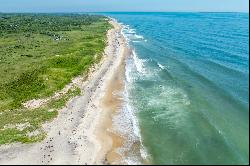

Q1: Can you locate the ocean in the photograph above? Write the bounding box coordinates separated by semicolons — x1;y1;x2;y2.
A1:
104;12;249;165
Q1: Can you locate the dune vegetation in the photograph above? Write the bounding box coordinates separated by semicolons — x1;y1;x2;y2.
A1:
0;14;111;144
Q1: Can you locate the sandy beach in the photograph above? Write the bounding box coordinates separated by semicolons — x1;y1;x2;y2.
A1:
0;19;130;165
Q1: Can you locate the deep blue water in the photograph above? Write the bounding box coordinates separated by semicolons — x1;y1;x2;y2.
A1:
104;12;249;165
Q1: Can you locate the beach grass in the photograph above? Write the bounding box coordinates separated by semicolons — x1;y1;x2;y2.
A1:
0;86;81;144
0;14;111;144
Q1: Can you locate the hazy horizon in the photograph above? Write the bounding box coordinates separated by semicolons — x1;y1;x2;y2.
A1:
0;0;249;13
0;11;249;14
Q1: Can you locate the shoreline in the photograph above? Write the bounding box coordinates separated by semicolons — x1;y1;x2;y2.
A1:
0;19;131;165
95;29;129;164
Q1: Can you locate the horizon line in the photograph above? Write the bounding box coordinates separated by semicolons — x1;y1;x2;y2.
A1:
0;11;249;14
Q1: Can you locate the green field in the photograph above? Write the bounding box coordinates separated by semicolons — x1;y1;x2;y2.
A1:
0;14;111;144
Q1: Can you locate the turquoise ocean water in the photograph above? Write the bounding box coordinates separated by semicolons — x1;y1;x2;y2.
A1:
104;12;249;165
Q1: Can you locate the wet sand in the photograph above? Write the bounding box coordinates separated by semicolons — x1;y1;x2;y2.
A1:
95;41;130;165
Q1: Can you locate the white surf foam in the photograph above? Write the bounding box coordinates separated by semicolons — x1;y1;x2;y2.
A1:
157;62;165;70
132;41;141;43
125;58;134;83
132;50;146;74
121;24;145;42
128;28;136;34
111;20;150;164
111;52;150;164
112;81;148;164
134;34;144;39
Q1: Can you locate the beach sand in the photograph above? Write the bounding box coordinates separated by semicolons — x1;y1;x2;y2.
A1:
0;19;130;165
94;34;130;165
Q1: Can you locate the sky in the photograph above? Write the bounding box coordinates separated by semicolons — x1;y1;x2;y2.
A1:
0;0;249;13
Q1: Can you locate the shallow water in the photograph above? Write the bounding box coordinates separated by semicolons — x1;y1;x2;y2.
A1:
104;12;249;165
